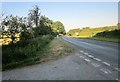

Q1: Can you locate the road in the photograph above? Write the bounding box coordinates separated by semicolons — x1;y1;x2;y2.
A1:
60;36;119;68
2;36;119;80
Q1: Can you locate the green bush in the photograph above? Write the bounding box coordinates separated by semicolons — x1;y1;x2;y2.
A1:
2;35;54;67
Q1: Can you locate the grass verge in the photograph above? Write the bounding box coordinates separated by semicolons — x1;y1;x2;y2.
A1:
90;30;120;43
2;37;75;71
41;38;75;61
90;37;120;43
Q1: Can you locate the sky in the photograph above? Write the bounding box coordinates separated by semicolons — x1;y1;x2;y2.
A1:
2;2;118;32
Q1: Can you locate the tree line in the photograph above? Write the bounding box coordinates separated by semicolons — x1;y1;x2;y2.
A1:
1;5;66;45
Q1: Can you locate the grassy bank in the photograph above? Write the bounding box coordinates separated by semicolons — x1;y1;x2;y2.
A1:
67;25;118;37
72;29;120;43
42;38;75;61
91;37;120;43
91;30;120;43
2;37;75;71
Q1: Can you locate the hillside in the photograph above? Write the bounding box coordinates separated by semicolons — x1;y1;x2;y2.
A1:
92;29;120;42
67;25;119;38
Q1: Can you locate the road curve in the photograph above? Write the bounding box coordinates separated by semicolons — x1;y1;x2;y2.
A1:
60;36;119;68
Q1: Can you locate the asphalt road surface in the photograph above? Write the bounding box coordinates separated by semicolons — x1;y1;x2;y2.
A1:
60;36;119;68
2;36;119;80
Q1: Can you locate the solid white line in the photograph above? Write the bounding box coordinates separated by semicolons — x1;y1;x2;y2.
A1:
102;62;110;66
84;58;91;62
93;58;101;62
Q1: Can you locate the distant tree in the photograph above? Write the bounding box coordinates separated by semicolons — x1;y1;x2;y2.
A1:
51;21;66;35
117;23;120;29
38;16;53;35
104;27;109;32
67;28;80;36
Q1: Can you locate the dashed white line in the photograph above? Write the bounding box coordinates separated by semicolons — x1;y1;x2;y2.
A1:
93;58;101;62
84;52;89;55
114;67;120;71
79;56;85;59
80;50;84;53
84;58;91;62
102;62;110;66
100;68;111;74
114;67;118;70
87;55;94;58
115;78;118;80
91;63;100;67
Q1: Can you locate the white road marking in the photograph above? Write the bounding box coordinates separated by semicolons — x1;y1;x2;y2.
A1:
84;52;89;55
102;62;110;66
93;58;101;62
115;78;118;80
91;63;100;67
87;55;94;58
100;68;111;74
114;67;120;71
84;58;91;62
79;56;85;59
114;67;118;70
80;50;84;53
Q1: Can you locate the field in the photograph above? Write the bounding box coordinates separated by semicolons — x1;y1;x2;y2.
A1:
67;25;120;42
92;29;120;42
67;25;118;38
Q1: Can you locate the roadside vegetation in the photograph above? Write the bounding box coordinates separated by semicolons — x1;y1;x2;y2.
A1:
2;35;54;70
38;38;75;63
92;29;120;42
1;5;69;71
67;25;120;42
3;37;75;71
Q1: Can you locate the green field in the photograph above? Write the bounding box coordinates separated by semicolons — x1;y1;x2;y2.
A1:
67;25;119;38
92;29;120;43
67;25;120;42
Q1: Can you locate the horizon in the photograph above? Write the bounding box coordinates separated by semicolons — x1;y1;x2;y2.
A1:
2;2;118;32
67;24;117;32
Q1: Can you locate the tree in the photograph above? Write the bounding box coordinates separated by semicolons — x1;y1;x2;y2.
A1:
40;15;53;27
1;15;32;45
27;5;41;38
38;16;53;35
67;28;80;36
117;23;120;29
28;5;40;28
2;15;20;44
51;21;66;35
